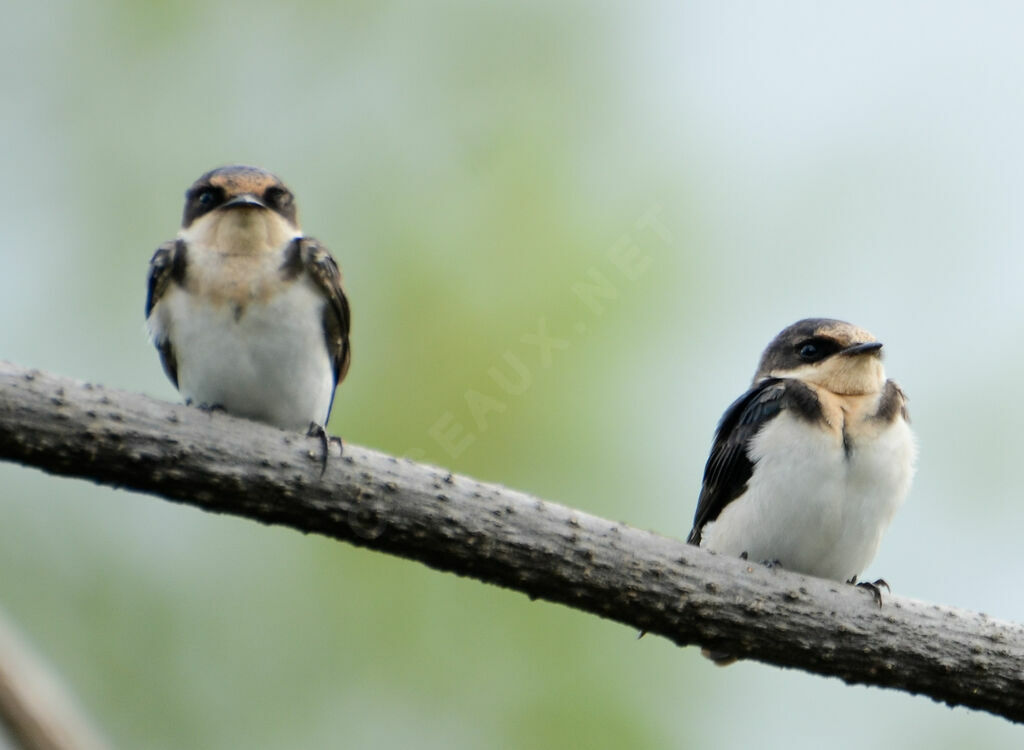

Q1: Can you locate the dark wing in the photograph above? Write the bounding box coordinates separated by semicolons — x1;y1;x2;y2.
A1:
145;239;187;389
875;379;910;423
687;378;818;545
282;238;351;419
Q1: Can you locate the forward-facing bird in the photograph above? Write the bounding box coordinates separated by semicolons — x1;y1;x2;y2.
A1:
146;165;350;435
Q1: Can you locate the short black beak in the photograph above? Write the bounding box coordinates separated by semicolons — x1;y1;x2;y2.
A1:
222;194;267;210
842;341;883;356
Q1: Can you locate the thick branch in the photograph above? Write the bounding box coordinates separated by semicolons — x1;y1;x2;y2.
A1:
1;361;1023;723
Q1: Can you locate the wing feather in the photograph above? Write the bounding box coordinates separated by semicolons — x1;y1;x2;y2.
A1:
298;238;350;386
145;239;187;388
687;378;819;544
279;237;351;421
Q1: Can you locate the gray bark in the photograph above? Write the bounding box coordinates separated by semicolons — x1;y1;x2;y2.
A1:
1;361;1023;725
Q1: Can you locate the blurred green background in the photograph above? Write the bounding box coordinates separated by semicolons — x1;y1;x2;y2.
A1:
2;1;1023;748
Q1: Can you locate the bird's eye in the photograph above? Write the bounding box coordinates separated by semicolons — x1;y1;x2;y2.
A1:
196;188;217;207
796;337;839;362
266;187;291;208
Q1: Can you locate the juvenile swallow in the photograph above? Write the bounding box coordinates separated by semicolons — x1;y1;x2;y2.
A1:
688;319;916;660
146;165;350;438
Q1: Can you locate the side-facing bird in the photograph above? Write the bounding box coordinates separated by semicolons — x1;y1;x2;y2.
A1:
146;165;350;435
688;318;916;658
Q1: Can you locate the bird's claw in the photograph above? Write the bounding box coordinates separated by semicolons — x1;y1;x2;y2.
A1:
852;577;890;607
188;400;227;416
306;422;343;476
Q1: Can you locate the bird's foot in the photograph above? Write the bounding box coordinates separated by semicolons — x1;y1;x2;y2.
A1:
850;577;890;607
306;422;343;476
187;400;227;416
740;552;782;572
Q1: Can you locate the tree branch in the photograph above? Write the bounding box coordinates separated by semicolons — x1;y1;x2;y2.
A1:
1;360;1023;724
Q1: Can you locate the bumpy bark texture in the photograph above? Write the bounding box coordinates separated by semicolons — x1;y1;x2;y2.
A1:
1;361;1023;724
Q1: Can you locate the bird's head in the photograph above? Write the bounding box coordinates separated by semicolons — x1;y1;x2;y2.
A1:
754;318;886;395
178;165;300;253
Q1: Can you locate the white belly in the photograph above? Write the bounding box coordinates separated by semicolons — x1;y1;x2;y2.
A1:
699;412;916;582
150;279;335;431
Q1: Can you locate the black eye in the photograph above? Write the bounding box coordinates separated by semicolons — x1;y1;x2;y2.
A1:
182;184;225;227
795;337;838;363
265;187;291;208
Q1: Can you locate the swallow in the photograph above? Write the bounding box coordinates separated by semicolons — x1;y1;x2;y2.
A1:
146;165;350;455
688;318;916;662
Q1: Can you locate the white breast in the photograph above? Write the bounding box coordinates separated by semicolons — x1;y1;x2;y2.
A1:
699;409;916;582
149;274;335;432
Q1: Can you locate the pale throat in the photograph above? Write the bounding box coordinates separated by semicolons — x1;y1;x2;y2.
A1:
773;356;885;396
178;209;303;306
181;209;300;257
